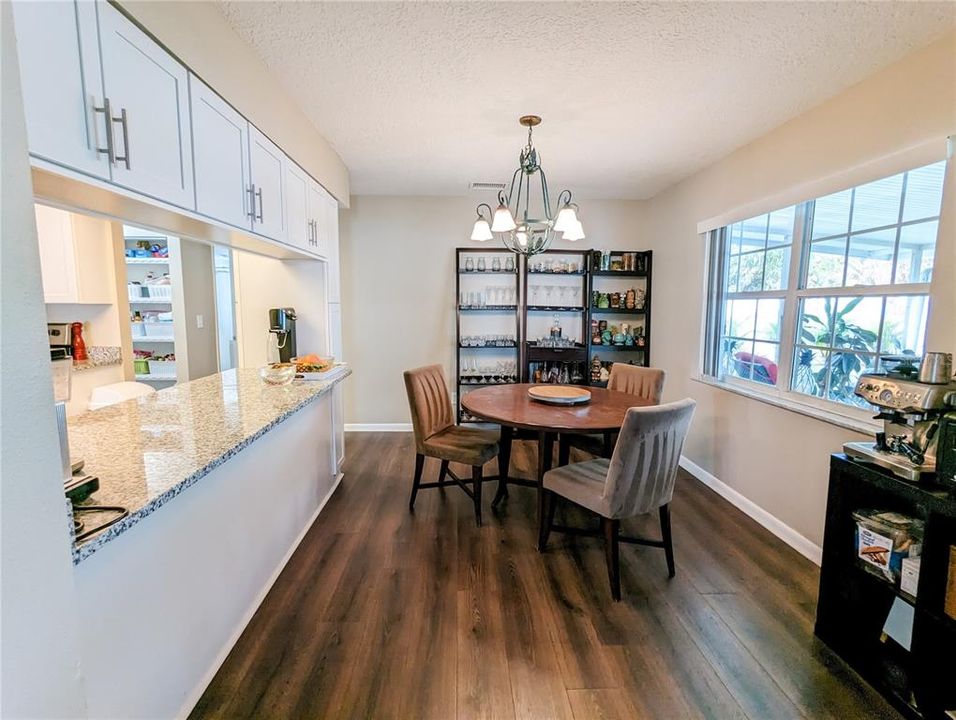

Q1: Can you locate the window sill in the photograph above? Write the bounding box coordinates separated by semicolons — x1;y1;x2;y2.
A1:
691;375;878;436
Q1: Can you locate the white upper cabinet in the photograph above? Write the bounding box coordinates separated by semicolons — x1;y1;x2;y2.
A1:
12;0;110;180
35;205;115;305
308;182;332;260
190;74;251;229
248;127;287;242
283;159;312;254
96;1;194;209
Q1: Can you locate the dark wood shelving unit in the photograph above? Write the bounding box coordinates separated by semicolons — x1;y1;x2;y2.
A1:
816;455;956;720
586;250;653;382
455;246;655;410
455;248;521;424
522;249;592;386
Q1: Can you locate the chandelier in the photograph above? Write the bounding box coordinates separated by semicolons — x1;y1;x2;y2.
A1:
470;115;584;256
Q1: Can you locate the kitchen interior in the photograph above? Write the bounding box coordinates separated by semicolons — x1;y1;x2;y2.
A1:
3;3;956;720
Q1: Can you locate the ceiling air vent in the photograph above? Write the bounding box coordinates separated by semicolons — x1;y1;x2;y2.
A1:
469;181;506;192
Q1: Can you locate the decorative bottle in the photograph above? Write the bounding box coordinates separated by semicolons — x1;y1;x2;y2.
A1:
71;322;88;363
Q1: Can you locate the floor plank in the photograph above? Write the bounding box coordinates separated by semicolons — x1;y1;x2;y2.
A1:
191;433;900;720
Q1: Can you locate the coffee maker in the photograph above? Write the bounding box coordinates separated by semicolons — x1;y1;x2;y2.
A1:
268;307;297;363
844;359;956;481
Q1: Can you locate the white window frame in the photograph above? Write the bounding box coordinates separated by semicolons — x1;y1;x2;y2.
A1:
701;165;941;429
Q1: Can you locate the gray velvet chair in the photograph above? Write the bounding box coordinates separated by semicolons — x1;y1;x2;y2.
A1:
561;364;665;460
403;364;500;526
541;398;696;600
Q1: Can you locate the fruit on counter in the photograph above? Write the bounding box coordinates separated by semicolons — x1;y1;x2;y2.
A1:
292;354;334;373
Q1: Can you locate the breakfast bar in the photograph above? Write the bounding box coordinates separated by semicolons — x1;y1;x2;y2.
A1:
66;367;350;719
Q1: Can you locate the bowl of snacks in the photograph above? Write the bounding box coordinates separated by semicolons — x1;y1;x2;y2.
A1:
293;354;335;379
259;362;297;386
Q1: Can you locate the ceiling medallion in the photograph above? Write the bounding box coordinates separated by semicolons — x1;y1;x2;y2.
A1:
470;115;584;256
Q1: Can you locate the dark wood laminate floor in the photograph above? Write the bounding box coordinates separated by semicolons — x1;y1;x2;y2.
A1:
192;432;899;720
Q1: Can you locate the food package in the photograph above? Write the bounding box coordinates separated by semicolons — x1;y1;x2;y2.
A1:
852;509;923;583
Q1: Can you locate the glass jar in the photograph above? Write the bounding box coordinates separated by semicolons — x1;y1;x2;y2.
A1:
477;257;486;272
492;256;502;272
465;257;475;272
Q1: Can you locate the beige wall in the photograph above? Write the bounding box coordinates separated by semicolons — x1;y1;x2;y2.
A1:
340;196;645;424
1;2;88;714
178;239;220;380
119;1;349;206
641;32;956;549
232;252;329;368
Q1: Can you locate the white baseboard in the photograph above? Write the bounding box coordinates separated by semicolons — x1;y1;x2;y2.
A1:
679;456;822;566
177;473;344;719
345;423;413;432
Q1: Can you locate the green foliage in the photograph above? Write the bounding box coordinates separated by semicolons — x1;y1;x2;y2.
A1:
795;297;876;404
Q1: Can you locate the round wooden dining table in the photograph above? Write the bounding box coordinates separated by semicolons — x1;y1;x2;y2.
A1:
461;383;653;526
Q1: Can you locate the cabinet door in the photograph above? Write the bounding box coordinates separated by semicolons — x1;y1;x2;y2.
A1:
307;182;331;260
35;206;79;303
249;127;287;242
190;75;251;229
283;159;312;253
332;382;345;473
12;0;110;179
325;193;340;302
97;1;194;209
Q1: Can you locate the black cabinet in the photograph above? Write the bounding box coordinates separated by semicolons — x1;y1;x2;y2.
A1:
816;455;956;719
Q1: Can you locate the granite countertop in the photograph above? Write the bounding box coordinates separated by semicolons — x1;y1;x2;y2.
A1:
73;345;122;372
67;366;350;564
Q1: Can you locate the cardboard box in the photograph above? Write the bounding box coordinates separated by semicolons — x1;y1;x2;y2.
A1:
945;546;956;622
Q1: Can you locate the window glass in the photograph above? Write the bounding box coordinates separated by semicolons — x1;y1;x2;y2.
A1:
707;161;945;412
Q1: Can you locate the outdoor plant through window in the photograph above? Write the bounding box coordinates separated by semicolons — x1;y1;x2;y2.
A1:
707;160;945;413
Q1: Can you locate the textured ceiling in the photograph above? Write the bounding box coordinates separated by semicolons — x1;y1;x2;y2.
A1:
217;1;955;199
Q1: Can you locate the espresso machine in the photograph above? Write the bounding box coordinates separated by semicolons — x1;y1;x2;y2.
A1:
844;352;956;482
268;307;297;363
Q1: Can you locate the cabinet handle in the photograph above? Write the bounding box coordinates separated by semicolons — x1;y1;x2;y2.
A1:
309;219;315;245
112;107;131;170
255;188;263;222
93;98;115;164
247;185;256;219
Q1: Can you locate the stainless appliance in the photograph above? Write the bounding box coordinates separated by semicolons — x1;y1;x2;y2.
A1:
918;351;953;384
48;322;73;357
268;307;297;364
844;373;956;481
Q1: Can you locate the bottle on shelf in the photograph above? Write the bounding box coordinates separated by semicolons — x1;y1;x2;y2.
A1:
550;314;562;339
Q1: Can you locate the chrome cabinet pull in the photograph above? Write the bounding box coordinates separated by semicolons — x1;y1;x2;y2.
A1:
247;185;256;219
112;107;130;170
309;219;315;245
93;98;115;164
255;188;263;222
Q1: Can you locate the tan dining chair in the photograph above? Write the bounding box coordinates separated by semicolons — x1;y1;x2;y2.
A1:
561;363;666;460
403;364;500;526
541;398;696;600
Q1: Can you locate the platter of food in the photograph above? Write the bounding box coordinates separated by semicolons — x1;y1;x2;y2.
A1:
292;354;340;380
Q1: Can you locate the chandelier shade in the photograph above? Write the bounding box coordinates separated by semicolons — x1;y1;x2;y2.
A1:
469;115;584;257
470;204;494;241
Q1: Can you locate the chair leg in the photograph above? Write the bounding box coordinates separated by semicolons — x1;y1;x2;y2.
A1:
472;465;483;527
409;453;425;511
602;518;621;601
538;490;557;552
492;427;511;507
438;460;449;488
558;435;571;467
660;504;675;578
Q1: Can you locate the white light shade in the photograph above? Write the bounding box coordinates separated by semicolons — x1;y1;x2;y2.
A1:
553;205;578;233
471;218;493;241
562;219;585;241
492;204;517;232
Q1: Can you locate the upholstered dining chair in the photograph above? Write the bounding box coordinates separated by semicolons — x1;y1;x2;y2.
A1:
403;364;500;526
541;398;696;600
561;363;666;460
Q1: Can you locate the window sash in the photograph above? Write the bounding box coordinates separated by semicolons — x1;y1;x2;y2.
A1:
705;187;936;417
